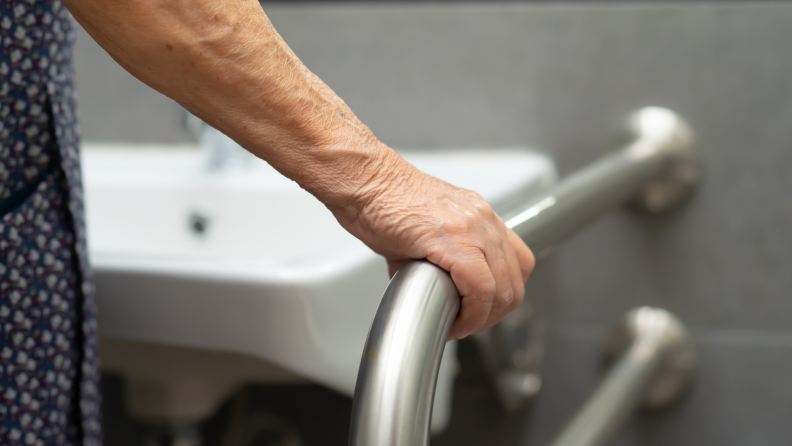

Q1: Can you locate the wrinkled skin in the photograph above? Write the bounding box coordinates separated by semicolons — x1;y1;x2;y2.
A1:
65;0;535;339
331;149;535;339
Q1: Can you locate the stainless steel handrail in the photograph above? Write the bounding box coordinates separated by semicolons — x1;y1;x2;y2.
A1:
549;307;695;446
349;107;699;446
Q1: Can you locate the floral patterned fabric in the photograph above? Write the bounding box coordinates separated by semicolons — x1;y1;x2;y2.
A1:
1;0;100;445
1;171;81;445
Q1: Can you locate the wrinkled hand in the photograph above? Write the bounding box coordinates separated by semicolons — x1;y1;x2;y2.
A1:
330;151;535;340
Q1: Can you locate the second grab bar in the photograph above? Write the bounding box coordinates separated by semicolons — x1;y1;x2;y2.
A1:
549;307;695;446
350;107;699;446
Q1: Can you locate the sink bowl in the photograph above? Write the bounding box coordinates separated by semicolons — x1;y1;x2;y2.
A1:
82;144;556;429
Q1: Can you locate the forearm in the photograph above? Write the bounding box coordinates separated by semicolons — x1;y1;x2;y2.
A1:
64;0;403;208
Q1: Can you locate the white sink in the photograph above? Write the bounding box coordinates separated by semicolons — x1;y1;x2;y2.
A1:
82;144;556;429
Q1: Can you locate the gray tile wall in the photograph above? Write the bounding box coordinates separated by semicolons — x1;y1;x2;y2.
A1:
73;3;792;445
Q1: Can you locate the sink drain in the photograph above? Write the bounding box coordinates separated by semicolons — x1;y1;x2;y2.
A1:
188;212;210;236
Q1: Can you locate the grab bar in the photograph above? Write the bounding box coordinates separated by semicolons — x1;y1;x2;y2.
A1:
349;107;699;446
550;307;694;446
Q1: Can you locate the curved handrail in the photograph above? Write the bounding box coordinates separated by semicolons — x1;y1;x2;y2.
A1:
349;107;698;446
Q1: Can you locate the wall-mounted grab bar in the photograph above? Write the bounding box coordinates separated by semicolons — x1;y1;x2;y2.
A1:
349;107;699;446
549;307;694;446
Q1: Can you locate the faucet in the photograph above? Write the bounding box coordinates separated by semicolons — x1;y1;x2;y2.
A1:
185;112;255;170
201;126;254;170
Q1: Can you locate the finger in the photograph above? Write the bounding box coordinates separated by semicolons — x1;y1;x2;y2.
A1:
508;229;535;283
484;243;514;320
504;239;526;313
479;240;524;332
445;249;497;340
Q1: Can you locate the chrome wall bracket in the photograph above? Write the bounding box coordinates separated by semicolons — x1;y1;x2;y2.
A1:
625;107;701;213
550;307;695;446
603;307;696;409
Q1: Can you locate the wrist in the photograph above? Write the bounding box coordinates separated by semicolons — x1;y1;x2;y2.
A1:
297;136;411;213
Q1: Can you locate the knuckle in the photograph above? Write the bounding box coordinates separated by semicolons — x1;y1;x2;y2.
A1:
474;200;496;218
445;214;471;234
514;280;526;299
511;286;525;309
498;287;515;307
491;286;515;313
482;204;497;219
462;190;489;209
477;279;497;303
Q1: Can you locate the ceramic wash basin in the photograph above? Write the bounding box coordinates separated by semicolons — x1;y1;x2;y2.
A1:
81;144;556;430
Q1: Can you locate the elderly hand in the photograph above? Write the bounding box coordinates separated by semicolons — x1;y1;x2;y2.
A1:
330;149;535;340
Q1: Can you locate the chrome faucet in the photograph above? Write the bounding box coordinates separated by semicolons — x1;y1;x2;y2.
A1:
201;125;254;170
186;112;255;170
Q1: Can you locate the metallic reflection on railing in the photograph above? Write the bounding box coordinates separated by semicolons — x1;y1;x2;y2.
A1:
350;108;700;446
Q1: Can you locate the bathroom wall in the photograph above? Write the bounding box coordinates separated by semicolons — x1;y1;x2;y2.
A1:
74;2;792;445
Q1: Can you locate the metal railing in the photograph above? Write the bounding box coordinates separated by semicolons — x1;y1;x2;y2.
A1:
349;107;699;446
549;307;694;446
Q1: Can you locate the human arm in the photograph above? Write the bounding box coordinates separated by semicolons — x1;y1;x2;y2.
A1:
63;0;534;338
